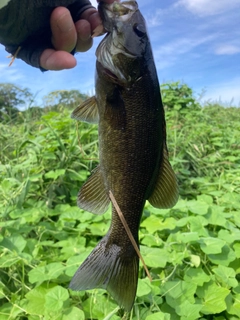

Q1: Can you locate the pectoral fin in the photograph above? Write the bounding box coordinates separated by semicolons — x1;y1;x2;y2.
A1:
148;146;179;208
77;165;110;214
71;96;99;123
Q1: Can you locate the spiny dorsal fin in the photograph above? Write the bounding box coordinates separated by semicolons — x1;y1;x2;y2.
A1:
71;96;99;123
77;165;110;214
148;145;179;208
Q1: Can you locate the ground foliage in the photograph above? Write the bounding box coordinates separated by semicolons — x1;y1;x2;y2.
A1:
0;82;240;319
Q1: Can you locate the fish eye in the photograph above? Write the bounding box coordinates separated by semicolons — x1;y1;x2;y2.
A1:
133;23;146;37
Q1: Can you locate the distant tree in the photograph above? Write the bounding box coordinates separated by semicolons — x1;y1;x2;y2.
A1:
43;90;88;111
0;83;33;121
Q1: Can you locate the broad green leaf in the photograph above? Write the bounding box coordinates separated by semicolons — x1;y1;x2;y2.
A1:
145;312;171;320
227;294;240;318
137;278;152;297
197;194;213;204
184;268;211;286
218;230;240;245
141;216;176;233
213;265;238;288
204;206;227;227
208;245;236;266
189;216;209;236
199;237;225;254
28;262;65;284
196;281;230;314
81;291;118;319
187;200;209;215
25;285;53;315
88;222;109;236
175;300;202;319
140;234;163;247
0;235;26;253
163;280;197;306
176;232;199;243
140;246;169;268
45;286;69;311
233;243;240;258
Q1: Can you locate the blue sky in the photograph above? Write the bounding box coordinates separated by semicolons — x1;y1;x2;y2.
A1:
0;0;240;107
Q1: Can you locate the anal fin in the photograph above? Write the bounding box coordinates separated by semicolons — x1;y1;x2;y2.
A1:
148;146;179;208
78;165;110;214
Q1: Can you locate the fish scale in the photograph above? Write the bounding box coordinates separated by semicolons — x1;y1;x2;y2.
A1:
70;0;178;311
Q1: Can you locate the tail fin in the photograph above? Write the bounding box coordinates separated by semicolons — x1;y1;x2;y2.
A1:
69;235;139;311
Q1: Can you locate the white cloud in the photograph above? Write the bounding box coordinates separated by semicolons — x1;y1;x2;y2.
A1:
146;9;164;27
179;0;240;16
153;34;216;70
215;44;240;55
0;63;24;83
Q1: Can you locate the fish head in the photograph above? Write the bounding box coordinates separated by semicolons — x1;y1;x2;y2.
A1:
96;1;150;85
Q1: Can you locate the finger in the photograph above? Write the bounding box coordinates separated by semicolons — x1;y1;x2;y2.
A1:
75;19;93;52
80;8;101;31
80;9;104;38
50;7;77;52
40;49;77;70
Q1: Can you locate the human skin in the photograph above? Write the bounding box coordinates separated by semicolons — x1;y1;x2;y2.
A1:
40;0;120;70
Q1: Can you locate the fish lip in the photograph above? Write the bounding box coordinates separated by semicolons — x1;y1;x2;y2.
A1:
96;0;143;84
99;1;139;32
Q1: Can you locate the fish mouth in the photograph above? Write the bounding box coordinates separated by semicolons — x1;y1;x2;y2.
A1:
96;1;139;83
100;1;139;27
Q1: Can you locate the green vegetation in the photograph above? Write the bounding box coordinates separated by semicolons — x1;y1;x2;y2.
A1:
0;82;240;319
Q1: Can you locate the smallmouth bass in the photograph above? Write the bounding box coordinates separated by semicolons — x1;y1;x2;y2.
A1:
69;0;178;311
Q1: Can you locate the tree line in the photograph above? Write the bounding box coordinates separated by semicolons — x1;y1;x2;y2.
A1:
0;83;88;122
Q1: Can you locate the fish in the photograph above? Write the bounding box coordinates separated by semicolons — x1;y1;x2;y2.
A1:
69;0;178;311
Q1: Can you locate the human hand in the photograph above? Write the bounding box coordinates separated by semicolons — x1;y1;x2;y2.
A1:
40;0;120;71
40;6;100;70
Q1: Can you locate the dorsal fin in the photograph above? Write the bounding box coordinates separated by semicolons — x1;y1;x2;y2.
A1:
148;145;179;208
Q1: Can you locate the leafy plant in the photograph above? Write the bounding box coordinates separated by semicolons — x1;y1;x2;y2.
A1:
0;82;239;319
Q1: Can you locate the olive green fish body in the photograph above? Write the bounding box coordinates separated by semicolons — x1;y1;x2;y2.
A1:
70;0;178;311
97;65;163;236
